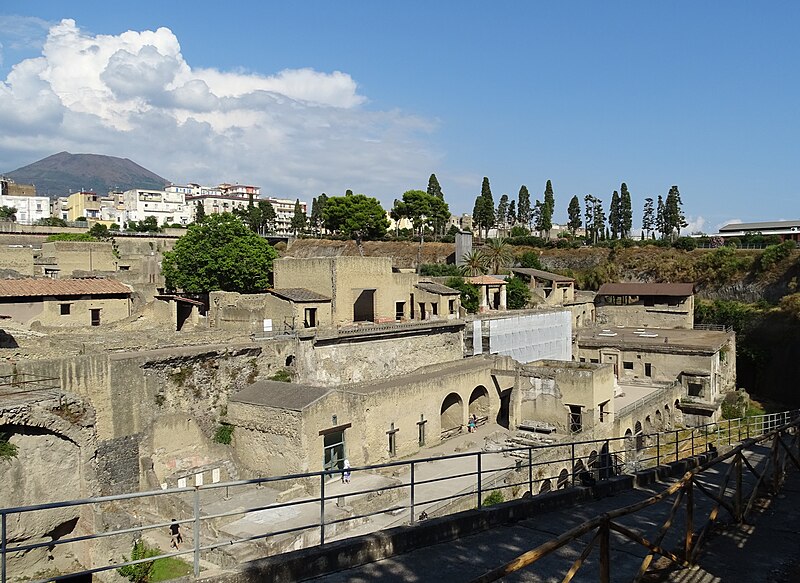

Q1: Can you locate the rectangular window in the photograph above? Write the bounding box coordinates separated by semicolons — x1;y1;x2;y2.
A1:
623;361;633;370
387;423;397;456
599;400;609;423
304;307;317;328
590;358;599;364
90;308;101;327
418;303;426;320
418;417;426;447
644;363;652;377
448;299;456;314
431;303;438;316
568;405;582;433
60;303;71;315
688;382;703;397
579;357;586;363
395;302;405;321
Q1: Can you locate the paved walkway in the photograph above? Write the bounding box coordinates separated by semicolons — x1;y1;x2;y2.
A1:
307;443;800;582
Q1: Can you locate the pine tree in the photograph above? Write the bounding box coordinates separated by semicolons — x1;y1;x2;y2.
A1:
507;200;517;226
194;200;206;223
291;199;306;235
427;173;444;198
642;197;654;239
584;195;595;243
609;190;621;239
620;183;633;239
310;193;328;236
542;180;555;237
496;194;509;235
592;198;606;244
655;195;667;239
533;200;544;235
664;185;687;239
567;195;582;235
517;185;532;230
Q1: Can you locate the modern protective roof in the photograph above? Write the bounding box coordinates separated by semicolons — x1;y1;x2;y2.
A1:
415;281;461;295
511;268;575;283
719;220;800;232
596;283;695;297
230;380;332;411
0;278;131;298
268;288;331;303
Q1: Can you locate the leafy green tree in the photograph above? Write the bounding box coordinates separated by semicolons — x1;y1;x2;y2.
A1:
506;276;531;309
517;251;542;269
426;173;447;235
445;276;479;313
517;185;532;229
509;225;530;237
532;200;544;235
323;192;389;254
161;213;277;293
0;206;17;221
195;201;206;223
567;195;582;235
592;198;606;244
481;238;514;274
87;223;111;240
619;183;633;238
310;193;328;235
541;180;555;236
128;216;160;233
609;190;621;239
642;197;655;239
291;199;306;235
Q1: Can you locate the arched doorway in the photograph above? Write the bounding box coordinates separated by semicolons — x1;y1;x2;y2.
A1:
635;421;644;451
539;479;552;494
440;393;464;433
674;399;682;425
664;404;672;429
624;428;634;465
655;410;663;431
588;450;599;479
469;386;490;418
557;469;570;489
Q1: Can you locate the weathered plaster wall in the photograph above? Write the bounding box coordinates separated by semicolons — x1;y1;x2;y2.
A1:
596;298;694;329
228;402;305;477
0;245;34;275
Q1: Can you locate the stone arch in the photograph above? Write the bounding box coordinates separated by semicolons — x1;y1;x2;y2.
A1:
634;421;645;451
557;468;570;489
655;409;663;431
440;393;464;432
587;450;599;477
539;479;552;494
468;385;490;418
674;399;683;425
572;459;586;483
664;404;672;429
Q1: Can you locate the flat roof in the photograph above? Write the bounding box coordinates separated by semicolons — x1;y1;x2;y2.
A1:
415;281;461;295
596;283;695;297
719;220;800;232
511;268;575;283
230;380;331;411
0;278;131;298
577;327;731;353
268;288;331;303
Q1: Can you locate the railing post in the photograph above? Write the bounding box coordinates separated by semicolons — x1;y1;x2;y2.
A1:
735;452;743;522
675;430;679;462
685;476;694;562
656;433;660;467
477;452;483;508
2;511;7;583
728;419;732;446
320;472;326;545
571;443;576;483
599;515;611;583
691;430;695;457
528;447;533;493
193;487;200;578
410;462;416;525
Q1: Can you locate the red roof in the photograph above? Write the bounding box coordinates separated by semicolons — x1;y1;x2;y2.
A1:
467;275;506;285
0;278;131;298
597;283;695;297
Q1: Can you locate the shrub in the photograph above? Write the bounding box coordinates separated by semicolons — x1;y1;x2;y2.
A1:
672;237;697;251
445;276;479;313
778;293;800;320
517;251;542;270
0;431;18;459
757;241;796;272
213;423;234;445
419;263;461;277
268;369;292;382
509;225;530;237
118;540;159;583
506;276;531;309
46;233;97;242
483;490;505;507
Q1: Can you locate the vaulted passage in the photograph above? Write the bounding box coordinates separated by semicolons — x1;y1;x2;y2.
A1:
440;393;464;432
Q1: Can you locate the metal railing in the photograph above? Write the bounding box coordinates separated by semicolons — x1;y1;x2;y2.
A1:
1;410;798;583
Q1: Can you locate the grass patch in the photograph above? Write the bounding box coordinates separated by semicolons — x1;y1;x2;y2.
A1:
151;556;192;581
268;369;291;383
169;367;192;387
482;490;505;507
213;423;234;445
0;431;17;460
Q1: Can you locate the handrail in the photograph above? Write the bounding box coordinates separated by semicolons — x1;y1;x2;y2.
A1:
2;409;798;583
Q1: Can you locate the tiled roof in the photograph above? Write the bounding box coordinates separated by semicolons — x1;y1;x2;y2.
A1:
415;281;461;295
466;275;506;286
511;268;575;283
596;283;695;297
0;278;131;299
268;288;331;303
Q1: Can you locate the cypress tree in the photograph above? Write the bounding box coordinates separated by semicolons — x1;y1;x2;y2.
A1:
507;200;517;226
609;190;621;239
427;173;444;198
642;197;654;239
567;195;582;235
620;183;633;238
517;185;532;230
541;180;555;236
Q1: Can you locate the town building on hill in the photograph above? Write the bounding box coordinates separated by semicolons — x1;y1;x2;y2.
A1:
717;219;800;243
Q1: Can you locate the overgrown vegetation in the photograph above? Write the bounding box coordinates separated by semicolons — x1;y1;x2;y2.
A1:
117;540;159;583
419;263;461;277
169;367;192;387
46;233;98;242
213;423;234;445
268;369;292;382
506;276;531;309
0;431;18;460
445;276;479;313
482;490;505;507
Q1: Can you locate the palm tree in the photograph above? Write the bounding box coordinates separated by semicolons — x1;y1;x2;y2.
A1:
460;250;488;276
481;238;513;274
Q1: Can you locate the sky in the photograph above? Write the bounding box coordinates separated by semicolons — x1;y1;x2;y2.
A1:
1;2;798;232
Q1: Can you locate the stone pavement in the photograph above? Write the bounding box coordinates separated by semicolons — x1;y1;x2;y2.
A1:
306;443;800;582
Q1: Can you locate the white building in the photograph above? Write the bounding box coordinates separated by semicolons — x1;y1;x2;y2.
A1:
266;197;306;234
181;183;256;219
0;194;51;225
121;188;192;226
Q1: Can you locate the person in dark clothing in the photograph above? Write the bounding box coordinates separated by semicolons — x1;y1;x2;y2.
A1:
169;519;182;550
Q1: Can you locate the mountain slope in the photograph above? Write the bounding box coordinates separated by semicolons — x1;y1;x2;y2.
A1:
4;152;169;198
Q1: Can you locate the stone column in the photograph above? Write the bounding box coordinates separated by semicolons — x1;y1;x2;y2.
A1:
499;285;507;310
479;285;487;312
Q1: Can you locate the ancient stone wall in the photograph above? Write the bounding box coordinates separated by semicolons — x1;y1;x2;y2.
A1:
96;434;141;495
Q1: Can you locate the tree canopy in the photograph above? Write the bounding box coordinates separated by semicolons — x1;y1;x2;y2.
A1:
291;198;306;235
161;213;277;293
567;195;582;235
322;192;389;240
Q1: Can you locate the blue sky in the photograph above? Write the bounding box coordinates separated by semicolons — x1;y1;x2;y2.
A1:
1;2;798;232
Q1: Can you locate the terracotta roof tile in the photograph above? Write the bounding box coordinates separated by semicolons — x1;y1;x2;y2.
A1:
0;278;131;298
466;275;506;285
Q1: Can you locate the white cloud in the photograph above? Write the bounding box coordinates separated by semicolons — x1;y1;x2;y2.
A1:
684;215;707;235
0;19;437;201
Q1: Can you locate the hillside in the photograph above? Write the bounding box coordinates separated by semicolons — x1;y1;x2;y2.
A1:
4;152;169;198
